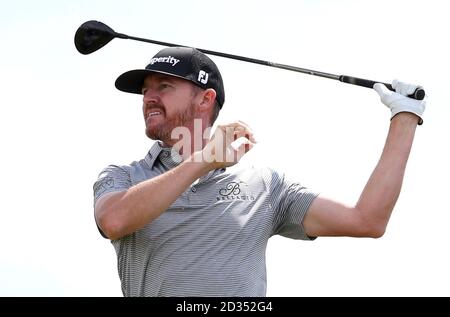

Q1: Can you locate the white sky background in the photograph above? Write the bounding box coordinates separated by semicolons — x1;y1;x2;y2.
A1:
0;0;449;296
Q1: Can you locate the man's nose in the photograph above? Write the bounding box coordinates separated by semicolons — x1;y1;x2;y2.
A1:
143;89;160;104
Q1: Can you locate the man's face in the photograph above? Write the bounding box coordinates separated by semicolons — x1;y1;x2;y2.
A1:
142;73;200;144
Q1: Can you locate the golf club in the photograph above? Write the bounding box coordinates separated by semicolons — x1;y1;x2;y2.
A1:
74;20;425;100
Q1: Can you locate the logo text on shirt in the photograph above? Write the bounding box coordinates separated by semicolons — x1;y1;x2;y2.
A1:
217;181;255;202
94;177;115;197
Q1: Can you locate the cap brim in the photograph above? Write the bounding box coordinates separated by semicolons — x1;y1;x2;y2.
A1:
115;69;201;95
115;69;153;94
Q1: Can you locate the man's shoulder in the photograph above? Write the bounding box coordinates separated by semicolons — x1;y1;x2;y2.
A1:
99;160;144;173
96;153;150;182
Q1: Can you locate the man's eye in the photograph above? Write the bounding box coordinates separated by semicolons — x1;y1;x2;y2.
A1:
142;83;172;94
160;83;171;89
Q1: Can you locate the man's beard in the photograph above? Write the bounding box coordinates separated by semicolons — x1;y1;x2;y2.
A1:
145;102;197;145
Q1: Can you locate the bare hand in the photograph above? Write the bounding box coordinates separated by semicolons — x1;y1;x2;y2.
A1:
199;121;257;169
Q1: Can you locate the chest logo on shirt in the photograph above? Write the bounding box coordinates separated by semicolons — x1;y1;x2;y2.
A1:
217;181;256;201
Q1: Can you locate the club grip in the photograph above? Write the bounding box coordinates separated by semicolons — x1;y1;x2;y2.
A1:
339;75;425;100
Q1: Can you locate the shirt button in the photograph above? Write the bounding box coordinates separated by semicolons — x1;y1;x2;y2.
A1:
162;152;169;158
191;187;197;193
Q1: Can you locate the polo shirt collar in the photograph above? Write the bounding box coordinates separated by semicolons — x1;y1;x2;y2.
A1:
144;141;181;169
144;141;225;183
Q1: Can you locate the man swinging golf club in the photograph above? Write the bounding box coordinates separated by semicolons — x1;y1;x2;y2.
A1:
93;46;426;297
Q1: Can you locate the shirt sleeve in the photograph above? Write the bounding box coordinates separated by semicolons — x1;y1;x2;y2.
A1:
93;165;132;205
267;168;319;240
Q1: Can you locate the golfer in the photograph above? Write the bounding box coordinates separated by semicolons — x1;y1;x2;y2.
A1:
93;46;426;296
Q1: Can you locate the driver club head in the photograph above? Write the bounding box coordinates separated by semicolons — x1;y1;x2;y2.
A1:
74;20;117;55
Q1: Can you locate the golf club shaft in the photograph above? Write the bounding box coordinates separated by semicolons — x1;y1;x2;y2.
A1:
116;32;425;100
117;33;339;78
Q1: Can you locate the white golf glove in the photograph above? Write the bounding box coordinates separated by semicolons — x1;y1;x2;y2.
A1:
373;79;426;125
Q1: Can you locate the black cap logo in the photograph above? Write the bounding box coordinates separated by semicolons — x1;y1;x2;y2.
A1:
198;70;209;84
148;55;180;67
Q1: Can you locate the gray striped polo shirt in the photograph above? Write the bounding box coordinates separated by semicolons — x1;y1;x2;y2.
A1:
93;141;318;297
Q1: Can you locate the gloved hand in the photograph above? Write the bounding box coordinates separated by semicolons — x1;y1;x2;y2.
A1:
373;79;426;125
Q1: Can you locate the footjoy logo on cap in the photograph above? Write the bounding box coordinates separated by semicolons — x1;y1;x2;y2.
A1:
148;56;180;67
198;70;209;84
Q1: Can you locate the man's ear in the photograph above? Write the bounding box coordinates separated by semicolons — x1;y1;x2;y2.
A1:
199;88;217;111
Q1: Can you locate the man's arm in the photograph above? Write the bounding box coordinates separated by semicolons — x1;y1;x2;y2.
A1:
95;121;255;240
95;159;211;240
303;80;426;238
304;113;417;238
